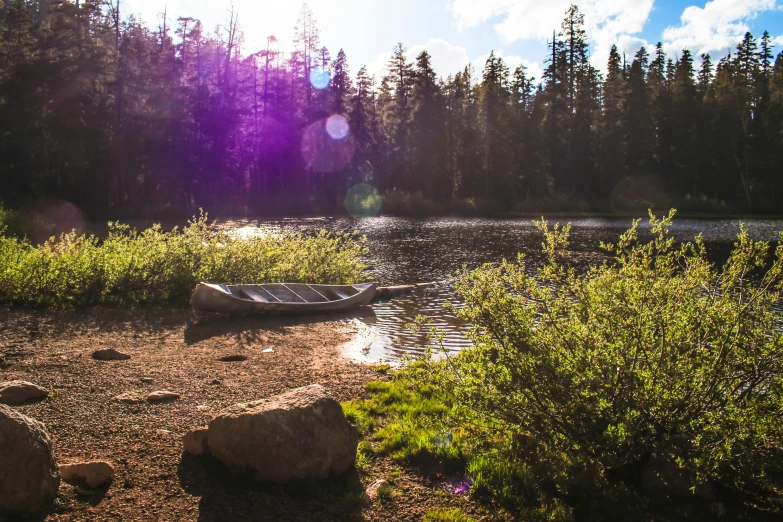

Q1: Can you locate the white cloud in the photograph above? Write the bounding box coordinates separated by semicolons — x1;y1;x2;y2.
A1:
367;39;542;82
407;38;471;77
472;52;544;83
773;35;783;46
449;0;654;73
662;0;778;58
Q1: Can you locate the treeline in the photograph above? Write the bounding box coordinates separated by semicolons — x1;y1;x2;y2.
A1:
1;1;782;217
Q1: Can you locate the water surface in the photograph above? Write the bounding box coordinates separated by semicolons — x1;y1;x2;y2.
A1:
218;216;783;362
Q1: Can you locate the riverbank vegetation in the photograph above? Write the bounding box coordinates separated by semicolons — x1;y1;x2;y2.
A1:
2;3;783;219
0;213;366;307
346;211;783;520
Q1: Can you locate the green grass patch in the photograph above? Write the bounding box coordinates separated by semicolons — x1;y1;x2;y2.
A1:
0;212;367;307
423;508;476;522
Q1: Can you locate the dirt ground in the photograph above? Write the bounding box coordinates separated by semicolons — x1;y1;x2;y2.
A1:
0;307;491;522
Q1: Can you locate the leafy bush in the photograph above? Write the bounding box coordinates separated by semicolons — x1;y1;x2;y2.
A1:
441;210;783;501
0;213;367;307
352;210;783;519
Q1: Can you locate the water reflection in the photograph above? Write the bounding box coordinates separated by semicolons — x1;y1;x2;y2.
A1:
215;216;783;362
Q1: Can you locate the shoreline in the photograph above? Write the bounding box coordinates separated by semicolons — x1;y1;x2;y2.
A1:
0;307;484;521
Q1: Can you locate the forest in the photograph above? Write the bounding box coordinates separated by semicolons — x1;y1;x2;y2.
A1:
1;0;782;217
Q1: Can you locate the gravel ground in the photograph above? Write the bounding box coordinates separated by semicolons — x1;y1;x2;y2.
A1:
0;308;493;522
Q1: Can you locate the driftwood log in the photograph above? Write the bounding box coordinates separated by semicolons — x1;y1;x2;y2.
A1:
374;280;450;300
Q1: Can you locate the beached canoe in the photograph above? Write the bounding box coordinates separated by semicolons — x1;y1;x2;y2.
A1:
190;282;377;315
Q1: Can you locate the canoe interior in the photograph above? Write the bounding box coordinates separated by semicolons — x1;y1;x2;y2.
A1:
227;283;363;304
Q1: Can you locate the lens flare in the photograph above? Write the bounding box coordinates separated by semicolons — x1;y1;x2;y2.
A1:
26;200;85;244
309;66;331;90
444;476;473;495
325;114;350;140
300;119;356;173
432;431;453;447
344;184;382;218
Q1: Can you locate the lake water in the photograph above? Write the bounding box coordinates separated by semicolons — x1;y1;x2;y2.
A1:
218;216;783;363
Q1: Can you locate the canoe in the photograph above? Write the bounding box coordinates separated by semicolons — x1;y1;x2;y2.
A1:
190;282;377;315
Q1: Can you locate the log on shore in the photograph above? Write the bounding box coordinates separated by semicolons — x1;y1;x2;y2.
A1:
374;280;450;300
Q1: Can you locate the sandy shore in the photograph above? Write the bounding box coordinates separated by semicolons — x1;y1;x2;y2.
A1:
0;308;487;521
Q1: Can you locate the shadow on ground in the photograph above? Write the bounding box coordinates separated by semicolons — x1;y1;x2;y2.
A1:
177;453;366;522
183;306;377;345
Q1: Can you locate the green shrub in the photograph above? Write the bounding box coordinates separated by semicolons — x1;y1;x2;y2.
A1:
442;209;783;501
0;212;367;307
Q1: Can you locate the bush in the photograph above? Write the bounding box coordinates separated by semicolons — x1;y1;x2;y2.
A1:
0;212;367;307
439;210;783;504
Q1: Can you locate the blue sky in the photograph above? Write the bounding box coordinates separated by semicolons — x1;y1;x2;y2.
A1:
123;0;783;82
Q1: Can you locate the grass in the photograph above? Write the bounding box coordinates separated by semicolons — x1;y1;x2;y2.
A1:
342;372;459;464
0;212;367;307
423;508;476;522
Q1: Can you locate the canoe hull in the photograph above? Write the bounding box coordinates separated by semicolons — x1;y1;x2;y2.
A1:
190;282;376;316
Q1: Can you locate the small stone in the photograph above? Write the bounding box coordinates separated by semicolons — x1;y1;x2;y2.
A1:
365;479;390;501
92;348;130;361
0;380;49;405
156;429;174;436
209;379;221;386
219;355;247;362
182;427;210;456
262;348;275;353
147;390;180;403
140;377;153;384
112;392;143;404
59;461;114;488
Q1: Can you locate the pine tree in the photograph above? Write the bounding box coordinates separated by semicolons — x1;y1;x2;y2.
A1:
601;44;627;192
330;49;351;114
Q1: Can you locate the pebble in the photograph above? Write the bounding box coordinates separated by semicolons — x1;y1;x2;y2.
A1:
140;377;153;384
365;479;390;501
262;348;275;354
92;349;131;361
219;355;247;362
147;391;180;403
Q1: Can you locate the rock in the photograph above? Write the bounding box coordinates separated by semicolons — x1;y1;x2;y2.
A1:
209;379;221;386
140;377;153;384
219;355;247;362
365;479;390;501
58;461;114;488
0;405;60;514
92;348;130;361
182;427;210;456
155;429;174;436
112;392;143;404
262;348;275;354
208;384;358;483
0;380;49;405
147;390;180;403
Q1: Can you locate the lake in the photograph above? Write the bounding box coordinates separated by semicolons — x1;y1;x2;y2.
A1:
218;216;783;362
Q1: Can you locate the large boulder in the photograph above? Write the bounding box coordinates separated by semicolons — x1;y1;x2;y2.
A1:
208;384;358;483
0;405;60;515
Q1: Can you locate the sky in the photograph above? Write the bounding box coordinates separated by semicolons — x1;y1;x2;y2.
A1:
122;0;783;82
